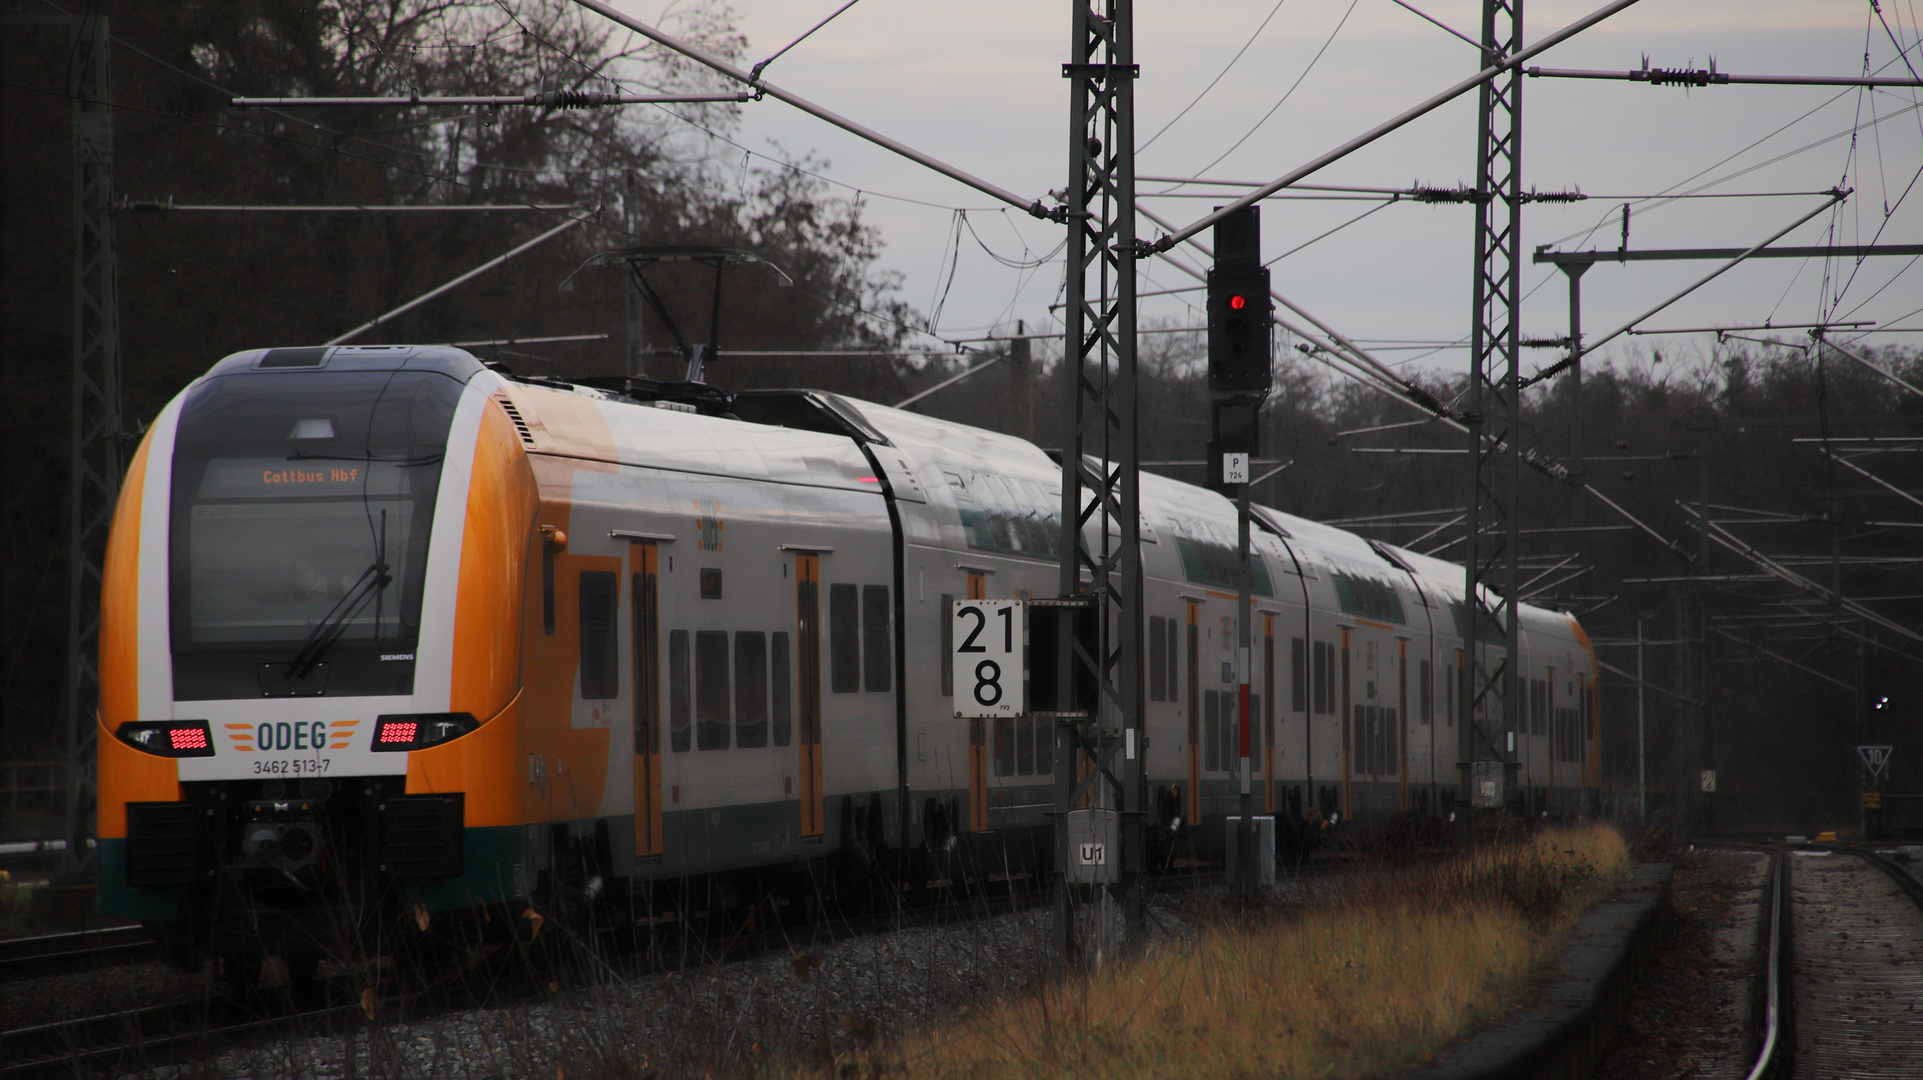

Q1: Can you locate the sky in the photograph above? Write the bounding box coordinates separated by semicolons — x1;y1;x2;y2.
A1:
602;0;1923;382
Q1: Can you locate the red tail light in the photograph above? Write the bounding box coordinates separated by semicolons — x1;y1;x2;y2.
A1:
169;727;209;751
378;721;419;745
116;721;216;758
369;713;479;752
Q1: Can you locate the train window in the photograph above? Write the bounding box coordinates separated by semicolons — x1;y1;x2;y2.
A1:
1340;643;1351;720
771;632;792;747
1204;691;1220;771
578;571;619;700
994;716;1014;777
1165;618;1179;703
1223;694;1244;770
168;370;458;679
1330;570;1405;624
1017;715;1036;775
695;630;730;750
1034;708;1052;775
735;632;768;749
940;595;955;697
1170;532;1274;596
669;630;691;752
1291;637;1307;713
700;568;723;599
829;584;860;693
1220;695;1232;773
1312;641;1335;715
1252;694;1263;759
951;467;1061;559
1418;660;1433;724
862;585;891;693
1224;697;1238;773
1149;616;1168;701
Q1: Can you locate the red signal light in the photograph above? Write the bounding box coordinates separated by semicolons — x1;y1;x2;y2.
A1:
169;726;209;750
1229;294;1247;311
379;721;419;745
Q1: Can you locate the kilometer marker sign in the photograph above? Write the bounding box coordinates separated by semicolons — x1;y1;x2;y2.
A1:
953;599;1023;718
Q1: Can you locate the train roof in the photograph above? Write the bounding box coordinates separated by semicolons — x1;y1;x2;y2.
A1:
190;346;1579;631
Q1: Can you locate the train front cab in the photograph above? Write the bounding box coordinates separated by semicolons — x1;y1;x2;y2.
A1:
97;346;538;965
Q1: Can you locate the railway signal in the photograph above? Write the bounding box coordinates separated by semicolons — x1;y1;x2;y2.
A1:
1205;206;1272;397
1205;205;1272;895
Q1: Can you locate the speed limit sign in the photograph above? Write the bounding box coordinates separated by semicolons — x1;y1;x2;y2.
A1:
953;599;1024;718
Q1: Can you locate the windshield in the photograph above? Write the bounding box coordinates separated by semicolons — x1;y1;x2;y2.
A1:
182;459;422;644
170;369;463;657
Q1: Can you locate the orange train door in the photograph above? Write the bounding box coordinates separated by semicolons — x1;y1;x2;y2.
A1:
1186;601;1201;825
630;542;663;859
1263;614;1276;814
796;554;825;839
966;571;989;831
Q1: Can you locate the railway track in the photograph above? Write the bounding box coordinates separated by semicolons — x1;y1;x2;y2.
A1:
0;925;155;981
1784;847;1923;1078
1733;843;1923;1079
0;855;1383;1078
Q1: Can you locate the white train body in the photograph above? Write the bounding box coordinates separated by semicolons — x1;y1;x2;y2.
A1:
98;346;1599;941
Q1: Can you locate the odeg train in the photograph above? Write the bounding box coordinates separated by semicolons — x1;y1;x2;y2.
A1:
96;345;1600;972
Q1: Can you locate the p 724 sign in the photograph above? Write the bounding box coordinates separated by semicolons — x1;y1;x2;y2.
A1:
952;599;1024;718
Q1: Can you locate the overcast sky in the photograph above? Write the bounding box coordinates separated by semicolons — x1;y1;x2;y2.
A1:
606;0;1923;380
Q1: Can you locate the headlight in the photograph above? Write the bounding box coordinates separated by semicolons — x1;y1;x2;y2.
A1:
116;721;216;757
370;712;479;752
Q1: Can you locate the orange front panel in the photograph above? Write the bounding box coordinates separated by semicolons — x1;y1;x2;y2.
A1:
96;717;182;838
450;401;539;724
407;690;525;826
98;433;177;836
99;431;150;733
416;397;543;829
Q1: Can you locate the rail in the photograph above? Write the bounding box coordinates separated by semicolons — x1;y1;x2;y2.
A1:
1741;850;1786;1080
0;925;154;980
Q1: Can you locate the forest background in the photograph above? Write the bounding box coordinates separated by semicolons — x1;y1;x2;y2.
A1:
6;0;1923;833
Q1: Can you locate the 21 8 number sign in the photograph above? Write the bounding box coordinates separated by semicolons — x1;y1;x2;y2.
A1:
952;599;1024;718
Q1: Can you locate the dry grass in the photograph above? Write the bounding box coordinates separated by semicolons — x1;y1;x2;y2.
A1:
805;823;1630;1080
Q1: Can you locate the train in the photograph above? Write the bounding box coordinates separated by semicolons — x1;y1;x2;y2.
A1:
95;343;1600;973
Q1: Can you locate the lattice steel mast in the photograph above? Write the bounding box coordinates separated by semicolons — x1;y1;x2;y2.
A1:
1460;0;1522;814
66;13;121;879
1052;0;1144;962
